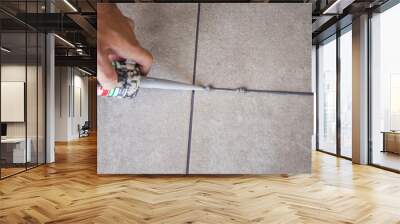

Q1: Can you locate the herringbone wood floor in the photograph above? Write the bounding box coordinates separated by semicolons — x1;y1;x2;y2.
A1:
1;135;400;224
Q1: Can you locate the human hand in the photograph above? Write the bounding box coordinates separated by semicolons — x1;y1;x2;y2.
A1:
97;4;153;89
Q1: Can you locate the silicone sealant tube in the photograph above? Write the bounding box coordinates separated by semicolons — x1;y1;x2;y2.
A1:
98;60;208;98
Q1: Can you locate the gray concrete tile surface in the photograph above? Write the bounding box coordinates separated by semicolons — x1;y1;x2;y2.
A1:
98;4;198;174
97;90;192;174
188;91;313;174
98;3;312;174
196;3;311;92
118;3;199;82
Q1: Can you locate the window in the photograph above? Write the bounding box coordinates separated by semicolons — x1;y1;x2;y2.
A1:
317;36;337;154
0;1;47;179
370;2;400;171
316;26;353;159
340;27;352;158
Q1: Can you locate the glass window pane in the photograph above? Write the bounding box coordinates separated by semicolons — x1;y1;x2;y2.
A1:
27;31;38;169
318;36;337;154
340;28;352;158
26;0;40;169
371;3;400;171
38;33;45;165
0;1;46;179
1;31;27;178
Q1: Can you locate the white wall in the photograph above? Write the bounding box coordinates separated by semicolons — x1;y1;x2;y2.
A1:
72;73;89;138
1;66;26;138
1;65;40;137
54;67;89;141
55;66;69;141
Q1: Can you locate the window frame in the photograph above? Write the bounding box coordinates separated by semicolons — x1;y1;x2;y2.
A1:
315;24;353;160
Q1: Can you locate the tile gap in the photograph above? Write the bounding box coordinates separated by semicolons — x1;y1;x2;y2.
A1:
186;3;201;174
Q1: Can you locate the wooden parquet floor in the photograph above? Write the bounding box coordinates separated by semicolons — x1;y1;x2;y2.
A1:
1;135;400;224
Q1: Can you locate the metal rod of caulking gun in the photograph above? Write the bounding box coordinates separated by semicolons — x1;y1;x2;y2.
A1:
139;76;210;91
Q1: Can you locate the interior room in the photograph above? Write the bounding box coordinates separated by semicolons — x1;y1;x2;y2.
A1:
0;24;46;178
1;0;400;223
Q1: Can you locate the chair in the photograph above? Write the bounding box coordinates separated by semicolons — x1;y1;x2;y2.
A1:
79;121;90;138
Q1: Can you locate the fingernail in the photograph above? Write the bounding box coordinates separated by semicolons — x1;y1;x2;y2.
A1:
102;79;118;90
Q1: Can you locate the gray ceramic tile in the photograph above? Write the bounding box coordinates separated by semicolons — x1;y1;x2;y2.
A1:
97;90;192;174
118;3;198;82
196;3;311;92
98;4;198;174
189;92;313;174
99;3;313;174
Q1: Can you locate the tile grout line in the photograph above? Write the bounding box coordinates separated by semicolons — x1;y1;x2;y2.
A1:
209;87;314;96
186;3;201;175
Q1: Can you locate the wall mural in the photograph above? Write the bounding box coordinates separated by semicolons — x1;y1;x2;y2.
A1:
97;3;313;174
